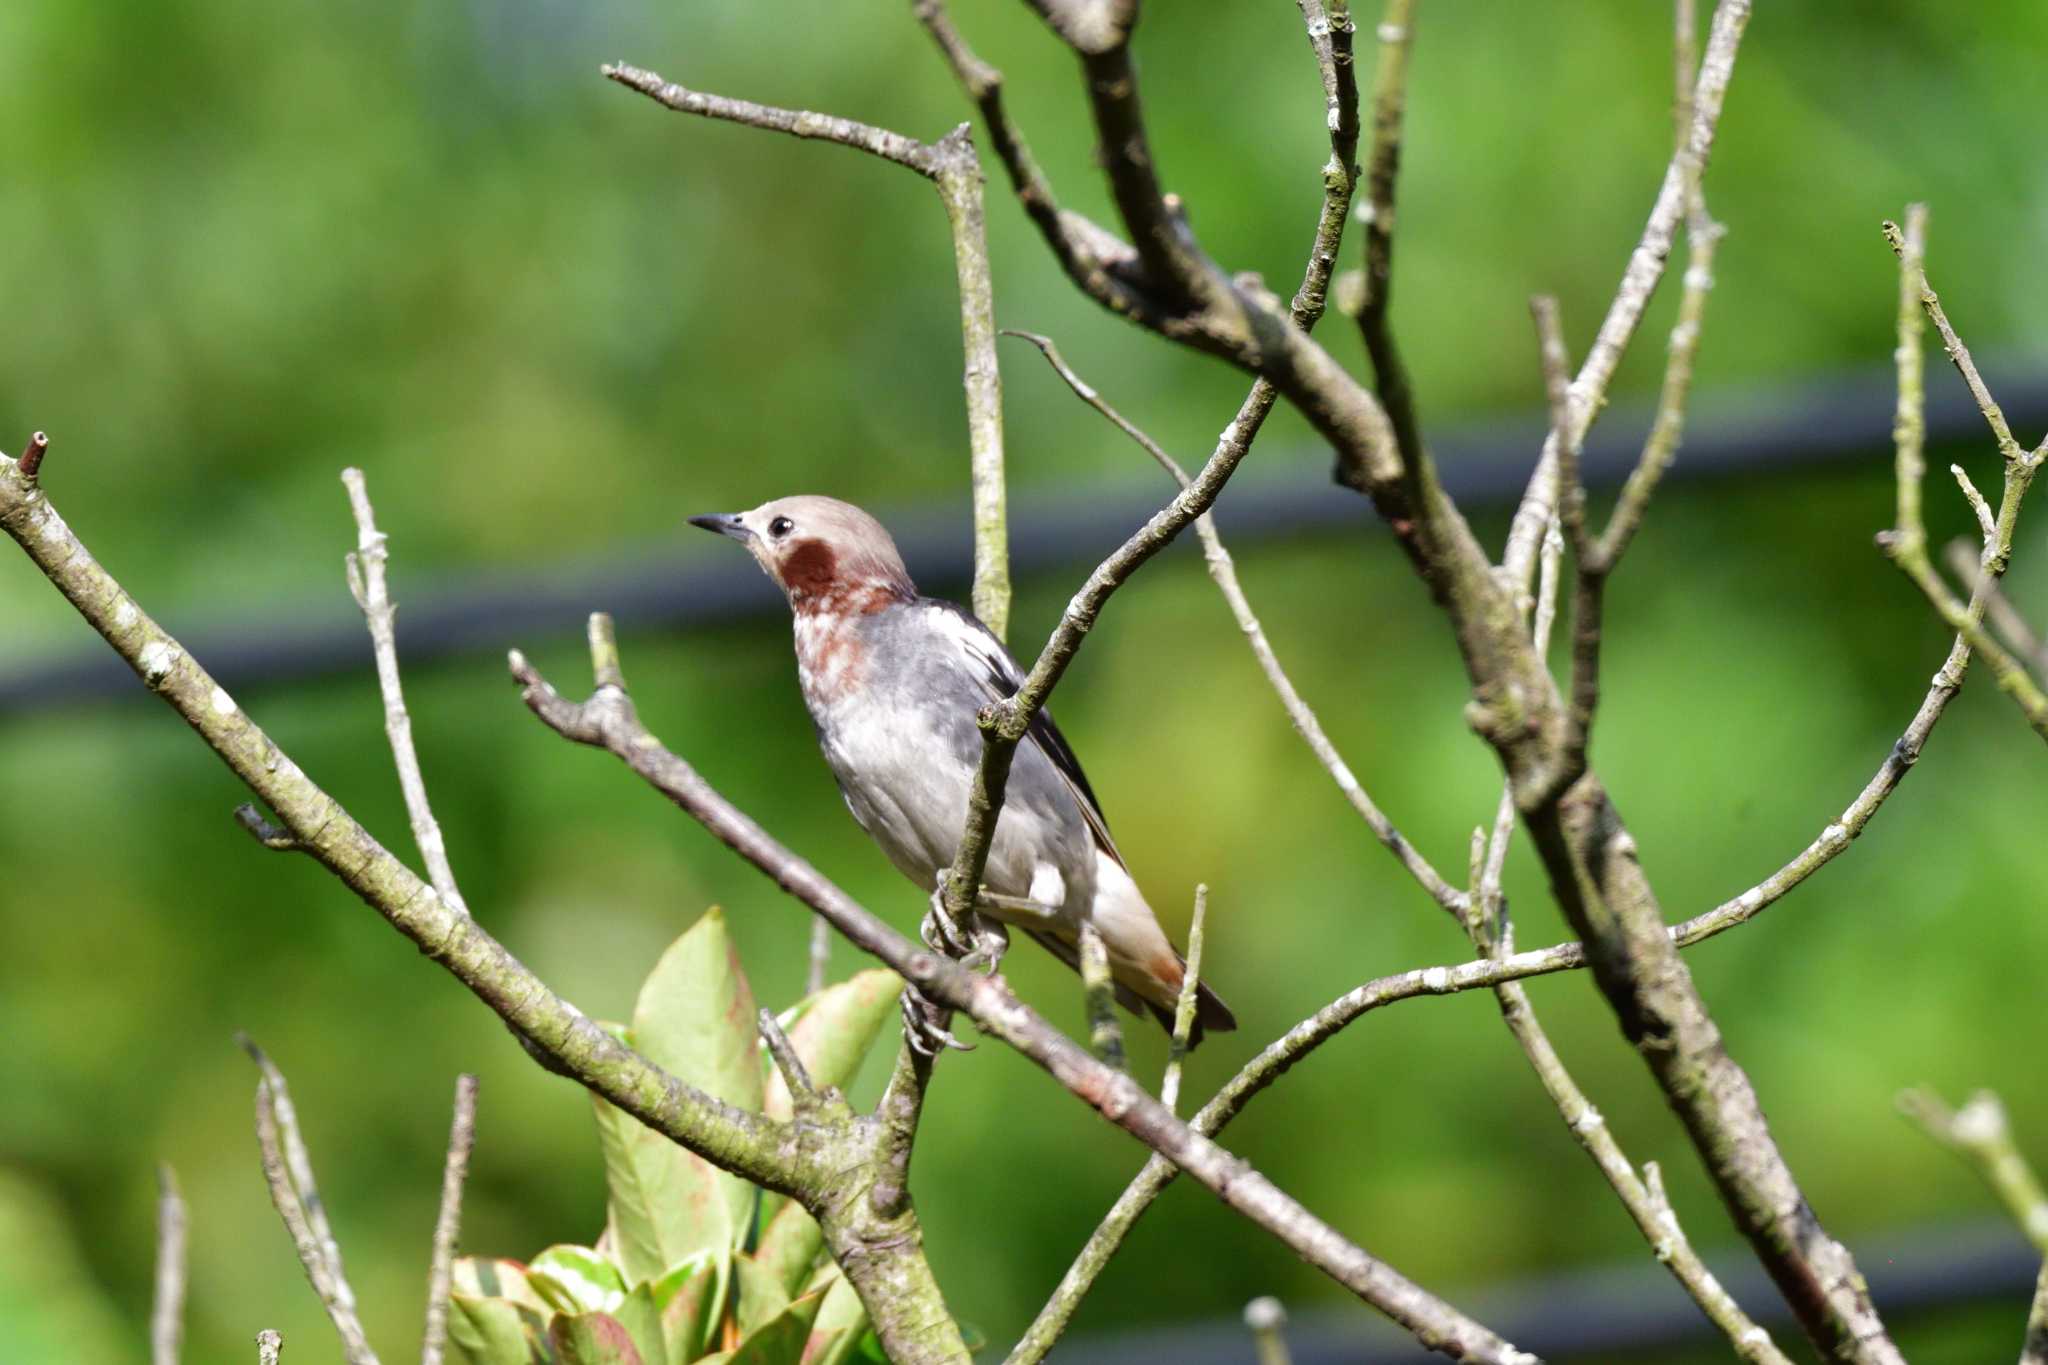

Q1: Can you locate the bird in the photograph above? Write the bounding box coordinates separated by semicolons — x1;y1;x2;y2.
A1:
689;494;1235;1051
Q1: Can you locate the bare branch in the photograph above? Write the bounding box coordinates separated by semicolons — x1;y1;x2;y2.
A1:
152;1164;187;1365
1883;219;2031;466
1529;298;1599;782
1291;0;1360;325
911;0;1159;327
806;917;832;998
604;63;940;174
1879;212;2048;742
342;468;466;916
509;624;1534;1365
1501;0;1752;598
242;1038;381;1365
605;60;1011;640
1001;328;1467;916
1075;921;1126;1071
420;1075;478;1365
257;1331;283;1365
1159;884;1209;1116
1945;538;2045;669
1353;0;1423;475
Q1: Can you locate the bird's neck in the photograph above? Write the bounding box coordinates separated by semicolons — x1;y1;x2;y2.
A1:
787;576;913;618
792;594;902;706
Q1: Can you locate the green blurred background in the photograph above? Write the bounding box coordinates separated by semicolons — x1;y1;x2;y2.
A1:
4;1;2046;1361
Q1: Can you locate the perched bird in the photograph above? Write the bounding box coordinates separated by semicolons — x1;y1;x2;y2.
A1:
690;495;1235;1048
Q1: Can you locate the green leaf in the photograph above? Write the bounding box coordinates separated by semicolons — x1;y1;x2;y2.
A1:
802;1274;867;1365
591;1092;733;1288
548;1312;646;1365
726;1290;827;1365
528;1245;627;1317
447;1293;554;1365
751;1200;826;1296
612;1281;670;1365
730;1254;792;1339
598;908;763;1273
648;1254;725;1365
452;1258;553;1313
761;970;900;1120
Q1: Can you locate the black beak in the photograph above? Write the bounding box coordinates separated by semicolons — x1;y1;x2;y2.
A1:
688;512;752;540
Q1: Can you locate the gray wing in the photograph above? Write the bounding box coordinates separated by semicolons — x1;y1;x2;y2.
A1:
920;599;1123;864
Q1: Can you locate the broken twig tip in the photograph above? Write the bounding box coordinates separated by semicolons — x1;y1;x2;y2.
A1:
18;432;49;479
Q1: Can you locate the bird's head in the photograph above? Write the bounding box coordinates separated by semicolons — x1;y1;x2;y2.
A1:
689;495;916;612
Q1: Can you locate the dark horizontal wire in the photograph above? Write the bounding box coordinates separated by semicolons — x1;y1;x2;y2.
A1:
1060;1215;2036;1364
3;361;2042;715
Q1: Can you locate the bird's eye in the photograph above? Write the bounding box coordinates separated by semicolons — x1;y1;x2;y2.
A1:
768;516;795;539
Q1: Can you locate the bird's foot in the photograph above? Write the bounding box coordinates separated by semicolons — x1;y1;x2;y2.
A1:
962;915;1009;976
899;985;973;1058
921;885;975;957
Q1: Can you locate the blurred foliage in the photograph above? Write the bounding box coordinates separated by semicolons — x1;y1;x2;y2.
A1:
3;1;2047;1362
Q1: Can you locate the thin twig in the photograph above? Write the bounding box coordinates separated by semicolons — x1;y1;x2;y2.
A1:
1944;538;2045;670
1290;0;1360;326
342;469;466;916
1898;1089;2048;1254
1500;0;1751;599
1529;298;1599;781
759;1008;819;1112
603;64;940;175
241;1039;382;1365
1160;884;1209;1116
257;1331;283;1365
1000;328;1466;918
1245;1296;1293;1365
152;1164;187;1365
1901;1086;2048;1360
1074;921;1126;1071
806;916;832;997
420;1075;478;1365
1879;212;2048;742
1354;0;1422;479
